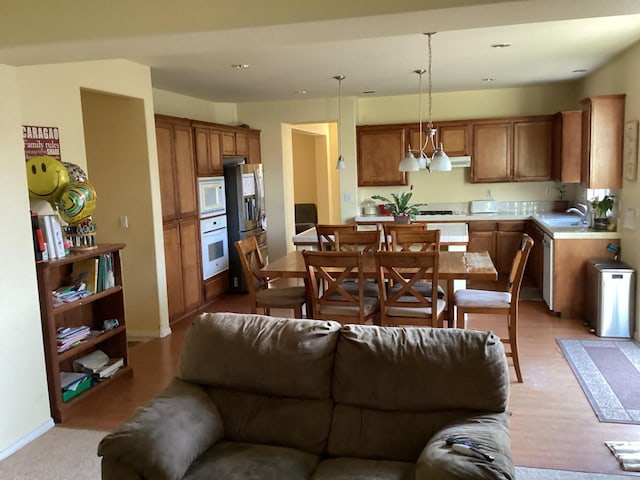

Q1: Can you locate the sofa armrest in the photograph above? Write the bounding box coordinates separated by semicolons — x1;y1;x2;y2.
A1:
98;378;224;480
415;412;515;480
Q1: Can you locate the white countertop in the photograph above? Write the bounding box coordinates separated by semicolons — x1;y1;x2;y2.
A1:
354;214;622;240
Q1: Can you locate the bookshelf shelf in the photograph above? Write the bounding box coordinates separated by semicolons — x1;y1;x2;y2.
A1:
36;243;131;423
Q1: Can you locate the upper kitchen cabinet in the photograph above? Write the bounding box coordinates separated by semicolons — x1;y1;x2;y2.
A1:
155;115;198;222
357;125;407;186
408;121;471;157
222;128;250;157
552;110;582;183
193;122;224;176
472;115;553;183
247;130;262;164
580;94;625;189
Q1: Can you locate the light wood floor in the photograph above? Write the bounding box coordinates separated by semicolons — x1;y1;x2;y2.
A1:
62;283;640;476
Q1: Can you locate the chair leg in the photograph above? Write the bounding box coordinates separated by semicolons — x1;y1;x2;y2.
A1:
508;314;523;383
294;305;303;319
455;307;466;329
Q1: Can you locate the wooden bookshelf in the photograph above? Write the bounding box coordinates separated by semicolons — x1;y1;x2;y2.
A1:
36;243;132;423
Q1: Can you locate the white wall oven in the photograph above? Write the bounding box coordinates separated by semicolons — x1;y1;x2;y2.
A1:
200;215;229;280
198;176;226;218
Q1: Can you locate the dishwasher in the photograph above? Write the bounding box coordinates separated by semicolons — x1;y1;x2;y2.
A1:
542;234;554;310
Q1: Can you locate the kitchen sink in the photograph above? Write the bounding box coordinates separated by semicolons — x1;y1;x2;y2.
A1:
535;213;583;228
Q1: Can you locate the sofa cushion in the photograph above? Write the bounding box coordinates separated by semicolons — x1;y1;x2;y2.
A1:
183;441;319;480
207;388;333;455
312;457;414;480
179;312;341;399
327;404;464;461
98;379;223;480
333;325;509;412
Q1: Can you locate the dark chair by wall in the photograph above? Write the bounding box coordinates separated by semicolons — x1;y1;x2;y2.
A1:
295;203;318;234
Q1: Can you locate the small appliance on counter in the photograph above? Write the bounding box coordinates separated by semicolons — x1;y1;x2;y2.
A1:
470;200;499;214
361;199;378;216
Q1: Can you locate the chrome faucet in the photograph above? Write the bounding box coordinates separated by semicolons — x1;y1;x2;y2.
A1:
566;203;589;226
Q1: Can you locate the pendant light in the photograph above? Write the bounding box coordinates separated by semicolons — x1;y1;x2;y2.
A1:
400;32;451;172
334;75;346;170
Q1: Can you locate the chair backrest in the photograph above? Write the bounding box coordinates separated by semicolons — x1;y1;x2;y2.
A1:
390;229;441;252
235;237;267;298
316;224;357;251
334;229;382;253
375;250;441;326
507;234;534;301
302;250;368;323
383;222;427;250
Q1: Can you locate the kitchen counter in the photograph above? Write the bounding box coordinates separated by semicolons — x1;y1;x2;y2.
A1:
354;214;622;240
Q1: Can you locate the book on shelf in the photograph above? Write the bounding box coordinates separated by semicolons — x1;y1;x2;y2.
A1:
50;215;66;259
71;257;99;293
40;215;57;260
93;358;124;379
30;211;45;262
56;326;91;352
60;371;90;391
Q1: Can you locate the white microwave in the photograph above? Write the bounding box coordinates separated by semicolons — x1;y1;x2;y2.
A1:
198;176;226;218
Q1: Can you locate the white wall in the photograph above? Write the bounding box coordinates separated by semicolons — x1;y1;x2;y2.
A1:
0;65;51;456
579;41;640;339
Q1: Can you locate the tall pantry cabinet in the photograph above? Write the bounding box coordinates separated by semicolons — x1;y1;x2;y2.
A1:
155;115;203;323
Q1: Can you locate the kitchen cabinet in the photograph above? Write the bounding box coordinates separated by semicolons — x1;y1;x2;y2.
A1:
222;129;250;156
357;125;407;186
525;220;545;289
247;130;262;164
163;218;203;322
36;244;132;423
193;123;224;176
467;221;497;264
471;115;553;183
580;94;625;189
552;110;582;183
155;115;198;221
408;121;471;157
496;221;527;274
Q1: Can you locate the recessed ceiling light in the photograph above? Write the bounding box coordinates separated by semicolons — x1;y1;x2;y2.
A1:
231;64;250;69
296;90;307;95
491;43;512;49
572;69;588;73
481;78;496;82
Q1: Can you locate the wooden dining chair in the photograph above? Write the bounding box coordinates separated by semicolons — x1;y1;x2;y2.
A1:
383;222;427;250
302;250;379;325
333;228;382;297
454;234;534;383
375;250;446;327
235;237;306;318
387;229;446;300
316;224;357;251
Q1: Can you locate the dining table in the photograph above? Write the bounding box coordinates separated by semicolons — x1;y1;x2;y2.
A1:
260;250;498;327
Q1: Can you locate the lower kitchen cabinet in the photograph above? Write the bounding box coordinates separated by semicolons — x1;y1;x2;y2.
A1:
163;218;203;323
468;220;525;275
525;220;545;288
467;221;497;265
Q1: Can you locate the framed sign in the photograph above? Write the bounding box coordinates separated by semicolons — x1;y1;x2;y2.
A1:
23;125;61;160
624;120;638;181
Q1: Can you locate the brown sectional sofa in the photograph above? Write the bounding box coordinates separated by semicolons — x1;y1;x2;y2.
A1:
98;312;515;479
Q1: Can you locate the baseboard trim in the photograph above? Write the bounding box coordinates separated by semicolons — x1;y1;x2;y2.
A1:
0;418;54;461
127;327;172;341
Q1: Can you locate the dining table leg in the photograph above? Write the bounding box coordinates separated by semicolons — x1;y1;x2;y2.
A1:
445;279;455;328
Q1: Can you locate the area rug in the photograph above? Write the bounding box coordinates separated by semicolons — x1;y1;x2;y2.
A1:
557;338;640;424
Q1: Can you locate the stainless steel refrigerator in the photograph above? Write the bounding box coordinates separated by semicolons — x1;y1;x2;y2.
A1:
224;159;267;292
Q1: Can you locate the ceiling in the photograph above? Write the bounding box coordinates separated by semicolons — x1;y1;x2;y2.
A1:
2;1;640;103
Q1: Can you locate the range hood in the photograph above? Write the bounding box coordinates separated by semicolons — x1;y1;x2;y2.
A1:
450;156;471;168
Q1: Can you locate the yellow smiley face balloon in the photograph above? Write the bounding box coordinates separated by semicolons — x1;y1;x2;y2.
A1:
26;155;70;203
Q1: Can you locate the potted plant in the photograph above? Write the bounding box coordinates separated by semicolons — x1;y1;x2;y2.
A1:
371;185;427;224
590;194;615;231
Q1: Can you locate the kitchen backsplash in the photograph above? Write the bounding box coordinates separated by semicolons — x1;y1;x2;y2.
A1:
362;200;565;216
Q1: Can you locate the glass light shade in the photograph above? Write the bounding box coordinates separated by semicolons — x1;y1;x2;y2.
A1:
336;154;346;170
399;148;419;172
430;143;452;172
417;151;429;170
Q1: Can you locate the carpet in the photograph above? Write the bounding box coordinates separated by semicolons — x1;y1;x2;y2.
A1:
557;338;640;424
0;426;632;480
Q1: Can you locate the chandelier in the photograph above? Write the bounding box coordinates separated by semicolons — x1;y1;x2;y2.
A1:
334;75;346;170
399;32;451;172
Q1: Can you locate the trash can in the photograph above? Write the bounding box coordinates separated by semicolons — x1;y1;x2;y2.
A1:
585;259;636;338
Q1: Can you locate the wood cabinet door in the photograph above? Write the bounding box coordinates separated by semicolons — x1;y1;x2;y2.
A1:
174;125;197;218
472;122;511;183
179;218;203;315
357;126;407;186
438;122;470;156
163;221;184;320
513;118;552;181
247;131;261;164
155;124;178;221
194;127;223;175
222;131;236;155
526;221;545;289
468;231;496;263
580;95;625;189
552;111;582;183
496;231;524;274
235;131;249;156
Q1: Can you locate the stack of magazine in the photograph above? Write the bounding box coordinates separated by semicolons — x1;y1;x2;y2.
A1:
56;326;91;352
73;349;124;380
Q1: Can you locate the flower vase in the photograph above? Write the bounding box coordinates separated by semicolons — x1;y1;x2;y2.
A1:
394;214;410;224
593;217;608;231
